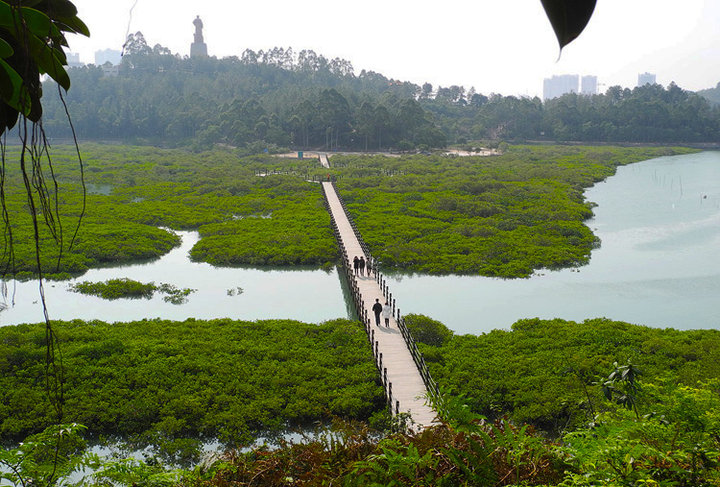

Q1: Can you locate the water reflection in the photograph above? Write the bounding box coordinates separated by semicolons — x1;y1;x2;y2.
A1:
385;152;720;334
0;231;351;326
3;152;718;333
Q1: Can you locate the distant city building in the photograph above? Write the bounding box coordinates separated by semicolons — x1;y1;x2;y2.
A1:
637;72;656;87
543;74;579;100
580;75;598;95
190;15;208;58
65;51;83;67
95;48;121;66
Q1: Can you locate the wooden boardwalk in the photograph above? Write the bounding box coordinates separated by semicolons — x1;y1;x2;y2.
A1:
321;180;437;428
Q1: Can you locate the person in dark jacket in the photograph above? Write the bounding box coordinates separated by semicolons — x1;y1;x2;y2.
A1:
372;298;383;326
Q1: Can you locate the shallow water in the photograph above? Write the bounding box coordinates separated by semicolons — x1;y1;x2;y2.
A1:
385;151;720;334
2;151;718;333
0;231;353;326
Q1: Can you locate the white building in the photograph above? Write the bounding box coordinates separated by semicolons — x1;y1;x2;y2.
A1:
95;49;122;66
580;75;598;95
543;75;579;100
65;51;84;67
637;72;656;87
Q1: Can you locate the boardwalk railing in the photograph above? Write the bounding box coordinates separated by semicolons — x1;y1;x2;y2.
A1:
321;182;440;411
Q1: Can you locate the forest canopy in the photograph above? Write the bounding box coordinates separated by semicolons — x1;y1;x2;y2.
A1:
37;38;720;150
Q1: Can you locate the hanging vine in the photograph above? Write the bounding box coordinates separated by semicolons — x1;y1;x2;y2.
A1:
0;0;88;432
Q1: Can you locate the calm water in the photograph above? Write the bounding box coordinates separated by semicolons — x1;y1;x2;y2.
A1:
0;231;354;326
2;151;718;333
386;151;720;334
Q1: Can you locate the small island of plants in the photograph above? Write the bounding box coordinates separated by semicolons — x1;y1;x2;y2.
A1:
69;278;196;304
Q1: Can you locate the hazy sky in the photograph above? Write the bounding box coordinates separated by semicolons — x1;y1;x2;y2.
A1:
67;0;720;98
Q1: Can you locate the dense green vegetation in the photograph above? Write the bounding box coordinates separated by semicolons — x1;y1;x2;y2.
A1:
331;145;696;276
699;81;720;105
437;82;720;144
69;279;196;304
0;144;696;280
183;377;719;486
42;38;444;150
3;317;718;486
0;144;337;279
69;278;157;299
0;318;383;462
409;315;720;435
38;39;720;149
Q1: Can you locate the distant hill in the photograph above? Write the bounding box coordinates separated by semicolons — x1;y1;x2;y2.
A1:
698;82;720;105
40;34;720;149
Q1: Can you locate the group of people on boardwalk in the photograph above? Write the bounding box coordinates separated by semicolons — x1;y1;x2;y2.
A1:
351;254;391;327
353;255;375;277
372;298;392;327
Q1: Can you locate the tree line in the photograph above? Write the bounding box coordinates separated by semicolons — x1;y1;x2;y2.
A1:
40;34;720;149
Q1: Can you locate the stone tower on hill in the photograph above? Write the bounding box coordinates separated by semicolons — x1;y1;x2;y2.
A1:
190;16;208;58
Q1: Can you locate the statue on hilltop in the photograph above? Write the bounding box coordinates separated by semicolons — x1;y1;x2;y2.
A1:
190;15;208;58
193;16;204;43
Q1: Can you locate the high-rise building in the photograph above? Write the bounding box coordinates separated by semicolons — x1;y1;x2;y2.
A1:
637;72;656;87
580;75;598;95
543;75;579;100
65;51;83;67
190;16;208;58
95;48;121;66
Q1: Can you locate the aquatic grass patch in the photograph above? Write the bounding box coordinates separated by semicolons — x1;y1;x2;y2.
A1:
0;145;336;279
417;315;720;434
0;318;384;449
330;145;696;277
69;279;196;304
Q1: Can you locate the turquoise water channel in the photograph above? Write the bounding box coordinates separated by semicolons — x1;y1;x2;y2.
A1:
386;151;720;333
1;151;718;333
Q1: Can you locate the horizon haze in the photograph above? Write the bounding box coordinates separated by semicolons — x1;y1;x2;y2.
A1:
67;0;720;98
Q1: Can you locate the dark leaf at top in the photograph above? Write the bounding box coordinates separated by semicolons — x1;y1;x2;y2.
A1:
541;0;597;51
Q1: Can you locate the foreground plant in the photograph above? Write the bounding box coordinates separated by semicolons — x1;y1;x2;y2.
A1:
0;424;88;487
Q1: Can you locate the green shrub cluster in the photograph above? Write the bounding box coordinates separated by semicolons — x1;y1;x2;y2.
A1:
331;145;696;277
0;318;384;450
1;144;697;280
69;279;157;300
418;316;720;434
0;145;337;279
68;279;196;304
184;376;719;486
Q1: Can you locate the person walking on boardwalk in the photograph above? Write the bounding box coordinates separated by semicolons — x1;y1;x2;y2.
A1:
353;256;359;275
372;298;383;326
382;301;392;327
359;256;366;277
366;256;373;278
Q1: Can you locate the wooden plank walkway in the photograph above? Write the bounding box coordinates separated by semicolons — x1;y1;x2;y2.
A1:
321;180;437;428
